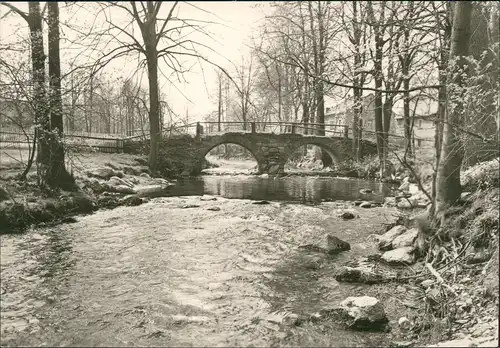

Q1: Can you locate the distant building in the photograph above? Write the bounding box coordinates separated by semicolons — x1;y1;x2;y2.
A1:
325;93;396;134
324;94;438;148
393;97;438;147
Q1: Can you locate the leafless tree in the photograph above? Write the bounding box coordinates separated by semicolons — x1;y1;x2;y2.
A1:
434;1;473;215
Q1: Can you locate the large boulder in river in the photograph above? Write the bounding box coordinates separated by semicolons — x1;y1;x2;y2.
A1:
377;225;407;251
153;177;173;186
326;235;351;254
336;296;389;331
104;184;136;195
135;185;166;197
335;260;399;284
120;195;144;206
359;201;372;208
299;235;350;255
384;196;397;207
381;247;416;265
339;211;356;220
392;228;419;249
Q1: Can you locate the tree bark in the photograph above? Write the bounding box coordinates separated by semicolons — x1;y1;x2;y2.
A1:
146;49;160;172
367;2;386;173
218;73;222;132
431;2;452;209
28;2;50;171
351;0;364;161
308;1;331;167
141;2;161;172
46;1;74;188
435;1;473;213
463;3;499;167
373;36;385;169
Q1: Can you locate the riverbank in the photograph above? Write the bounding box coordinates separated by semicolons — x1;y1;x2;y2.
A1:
0;150;173;234
386;158;499;347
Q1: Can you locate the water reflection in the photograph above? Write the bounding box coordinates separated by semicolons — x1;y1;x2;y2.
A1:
166;175;391;203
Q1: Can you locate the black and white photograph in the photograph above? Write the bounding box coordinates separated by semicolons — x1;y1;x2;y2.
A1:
0;1;498;347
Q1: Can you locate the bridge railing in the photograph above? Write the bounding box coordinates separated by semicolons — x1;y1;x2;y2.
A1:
197;121;351;138
121;121;434;151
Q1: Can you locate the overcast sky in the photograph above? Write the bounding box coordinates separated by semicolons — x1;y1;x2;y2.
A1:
0;1;268;122
0;2;437;124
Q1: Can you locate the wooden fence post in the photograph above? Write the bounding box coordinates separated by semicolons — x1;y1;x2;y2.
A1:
251;122;256;133
344;125;349;139
291;123;296;134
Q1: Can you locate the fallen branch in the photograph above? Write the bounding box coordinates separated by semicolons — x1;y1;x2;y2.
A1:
394;152;433;203
425;262;457;296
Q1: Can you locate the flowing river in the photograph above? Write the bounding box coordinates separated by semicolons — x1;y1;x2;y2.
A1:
1;175;399;347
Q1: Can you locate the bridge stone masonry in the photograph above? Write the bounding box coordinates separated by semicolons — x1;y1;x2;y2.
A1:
154;124;378;176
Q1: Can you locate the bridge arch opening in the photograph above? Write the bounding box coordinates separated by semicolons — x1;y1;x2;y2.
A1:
202;142;259;175
285;143;339;172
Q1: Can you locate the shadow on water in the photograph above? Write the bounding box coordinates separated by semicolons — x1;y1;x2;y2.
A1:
164;176;392;204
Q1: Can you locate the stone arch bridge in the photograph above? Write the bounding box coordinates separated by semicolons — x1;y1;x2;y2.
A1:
157;125;377;175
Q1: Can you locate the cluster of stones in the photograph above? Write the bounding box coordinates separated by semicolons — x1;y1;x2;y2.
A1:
83;166;174;208
257;139;287;174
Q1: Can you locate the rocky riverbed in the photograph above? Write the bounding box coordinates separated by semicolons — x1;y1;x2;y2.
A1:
1;151;498;347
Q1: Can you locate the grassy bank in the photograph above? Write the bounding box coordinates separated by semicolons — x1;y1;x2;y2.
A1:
399;158;499;347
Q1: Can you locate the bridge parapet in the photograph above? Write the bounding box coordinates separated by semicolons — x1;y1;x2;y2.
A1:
195;121;351;139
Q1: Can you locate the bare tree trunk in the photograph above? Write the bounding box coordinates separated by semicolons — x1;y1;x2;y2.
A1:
146;51;160;172
382;95;393;166
85;77;94;133
435;1;473;213
367;2;386;173
28;2;50;171
142;3;161;172
68;77;76;132
46;1;74;188
403;84;412;157
463;3;499;167
218;73;222;132
431;3;452;208
373;37;385;169
308;1;331;167
349;0;366;161
352;88;362;161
